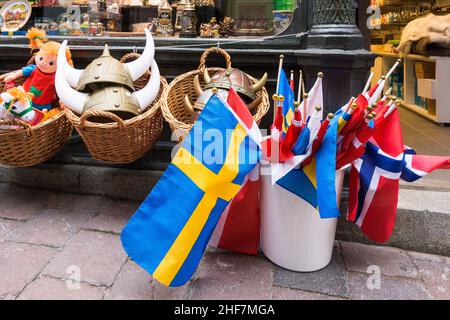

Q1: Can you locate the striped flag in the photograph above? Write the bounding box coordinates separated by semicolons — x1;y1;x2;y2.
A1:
121;93;261;287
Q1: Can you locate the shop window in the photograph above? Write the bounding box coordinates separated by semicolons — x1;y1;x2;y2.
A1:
0;0;298;38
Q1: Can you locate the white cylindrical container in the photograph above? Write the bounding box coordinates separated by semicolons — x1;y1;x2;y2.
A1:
260;167;345;272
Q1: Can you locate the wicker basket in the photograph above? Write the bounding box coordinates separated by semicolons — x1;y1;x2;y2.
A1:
162;47;270;140
0;58;73;167
64;53;168;164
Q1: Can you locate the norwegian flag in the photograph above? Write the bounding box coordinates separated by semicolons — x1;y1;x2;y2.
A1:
209;88;262;255
348;108;450;243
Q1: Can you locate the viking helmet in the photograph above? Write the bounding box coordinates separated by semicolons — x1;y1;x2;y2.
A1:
62;28;155;92
56;41;161;119
203;68;267;101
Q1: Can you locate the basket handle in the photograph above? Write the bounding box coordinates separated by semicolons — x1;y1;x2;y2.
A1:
120;52;141;63
79;110;126;130
198;47;232;73
0;119;33;136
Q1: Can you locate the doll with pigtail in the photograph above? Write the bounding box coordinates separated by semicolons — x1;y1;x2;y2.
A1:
4;28;73;112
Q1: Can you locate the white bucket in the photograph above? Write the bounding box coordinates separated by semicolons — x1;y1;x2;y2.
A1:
260;167;345;272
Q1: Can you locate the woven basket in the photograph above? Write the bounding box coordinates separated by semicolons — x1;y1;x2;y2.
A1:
64;53;168;164
0;58;73;167
163;47;270;140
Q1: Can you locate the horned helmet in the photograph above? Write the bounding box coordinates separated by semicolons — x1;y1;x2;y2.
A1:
55;29;160;119
184;67;267;118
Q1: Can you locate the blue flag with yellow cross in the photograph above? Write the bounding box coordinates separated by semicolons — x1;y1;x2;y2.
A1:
121;95;261;287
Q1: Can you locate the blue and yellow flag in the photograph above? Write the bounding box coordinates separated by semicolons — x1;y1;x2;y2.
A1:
121;95;261;287
279;69;295;134
277;117;340;219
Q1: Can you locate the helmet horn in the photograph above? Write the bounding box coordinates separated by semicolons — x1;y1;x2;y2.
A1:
55;41;88;114
62;43;83;88
252;72;268;92
203;67;211;84
132;59;161;112
125;28;155;82
184;95;195;116
247;95;262;112
193;75;204;97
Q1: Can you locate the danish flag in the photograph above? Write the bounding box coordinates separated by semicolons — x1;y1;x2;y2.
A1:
348;108;450;243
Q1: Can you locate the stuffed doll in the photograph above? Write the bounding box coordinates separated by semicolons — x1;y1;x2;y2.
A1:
4;28;73;111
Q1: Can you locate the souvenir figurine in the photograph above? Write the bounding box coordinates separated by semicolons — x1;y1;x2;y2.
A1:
3;28;73;111
156;0;173;36
220;16;233;38
184;68;268;122
55;28;161;120
0;86;44;128
80;13;90;34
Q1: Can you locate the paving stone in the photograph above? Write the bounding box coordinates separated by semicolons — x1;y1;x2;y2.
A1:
271;287;343;300
85;199;139;234
8;208;96;247
153;281;191;300
190;252;273;300
18;276;104;300
273;248;349;298
0;185;48;220
341;242;418;279
0;241;57;298
45;193;106;213
347;272;431;300
104;260;153;300
42;230;128;287
0;218;23;239
408;251;450;300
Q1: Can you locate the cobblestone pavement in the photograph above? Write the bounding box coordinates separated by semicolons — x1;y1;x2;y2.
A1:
0;183;448;300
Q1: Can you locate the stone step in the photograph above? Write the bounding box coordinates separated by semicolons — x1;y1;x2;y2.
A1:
0;163;448;256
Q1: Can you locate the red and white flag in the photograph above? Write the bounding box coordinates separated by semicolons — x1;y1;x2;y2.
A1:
348;108;450;242
209;88;262;255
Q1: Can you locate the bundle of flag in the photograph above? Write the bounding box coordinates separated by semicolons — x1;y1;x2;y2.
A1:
121;89;262;287
331;60;450;243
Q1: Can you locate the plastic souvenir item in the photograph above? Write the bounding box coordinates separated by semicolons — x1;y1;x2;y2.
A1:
184;67;267;119
3;28;73;111
0;0;32;32
0;86;44;127
56;28;161;119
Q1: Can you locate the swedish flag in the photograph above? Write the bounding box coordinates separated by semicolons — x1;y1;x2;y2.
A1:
121;95;261;287
279;69;295;134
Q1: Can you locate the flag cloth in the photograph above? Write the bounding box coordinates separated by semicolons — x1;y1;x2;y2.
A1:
315;116;340;218
299;75;323;120
209;166;260;255
121;94;261;287
348;108;450;242
279;69;295;133
208;88;262;255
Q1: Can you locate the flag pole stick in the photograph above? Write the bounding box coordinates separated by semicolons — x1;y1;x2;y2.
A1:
297;70;303;103
362;72;374;94
384;99;401;118
302;93;308;125
276;55;284;95
385;59;402;81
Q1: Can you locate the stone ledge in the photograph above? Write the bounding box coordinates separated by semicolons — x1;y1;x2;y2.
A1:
0;164;448;256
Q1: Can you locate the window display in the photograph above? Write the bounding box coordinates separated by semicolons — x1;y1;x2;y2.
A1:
0;0;297;38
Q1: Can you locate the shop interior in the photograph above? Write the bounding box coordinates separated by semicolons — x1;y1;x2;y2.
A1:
368;0;450;185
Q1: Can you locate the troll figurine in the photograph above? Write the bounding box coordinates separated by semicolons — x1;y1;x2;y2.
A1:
4;28;73;111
